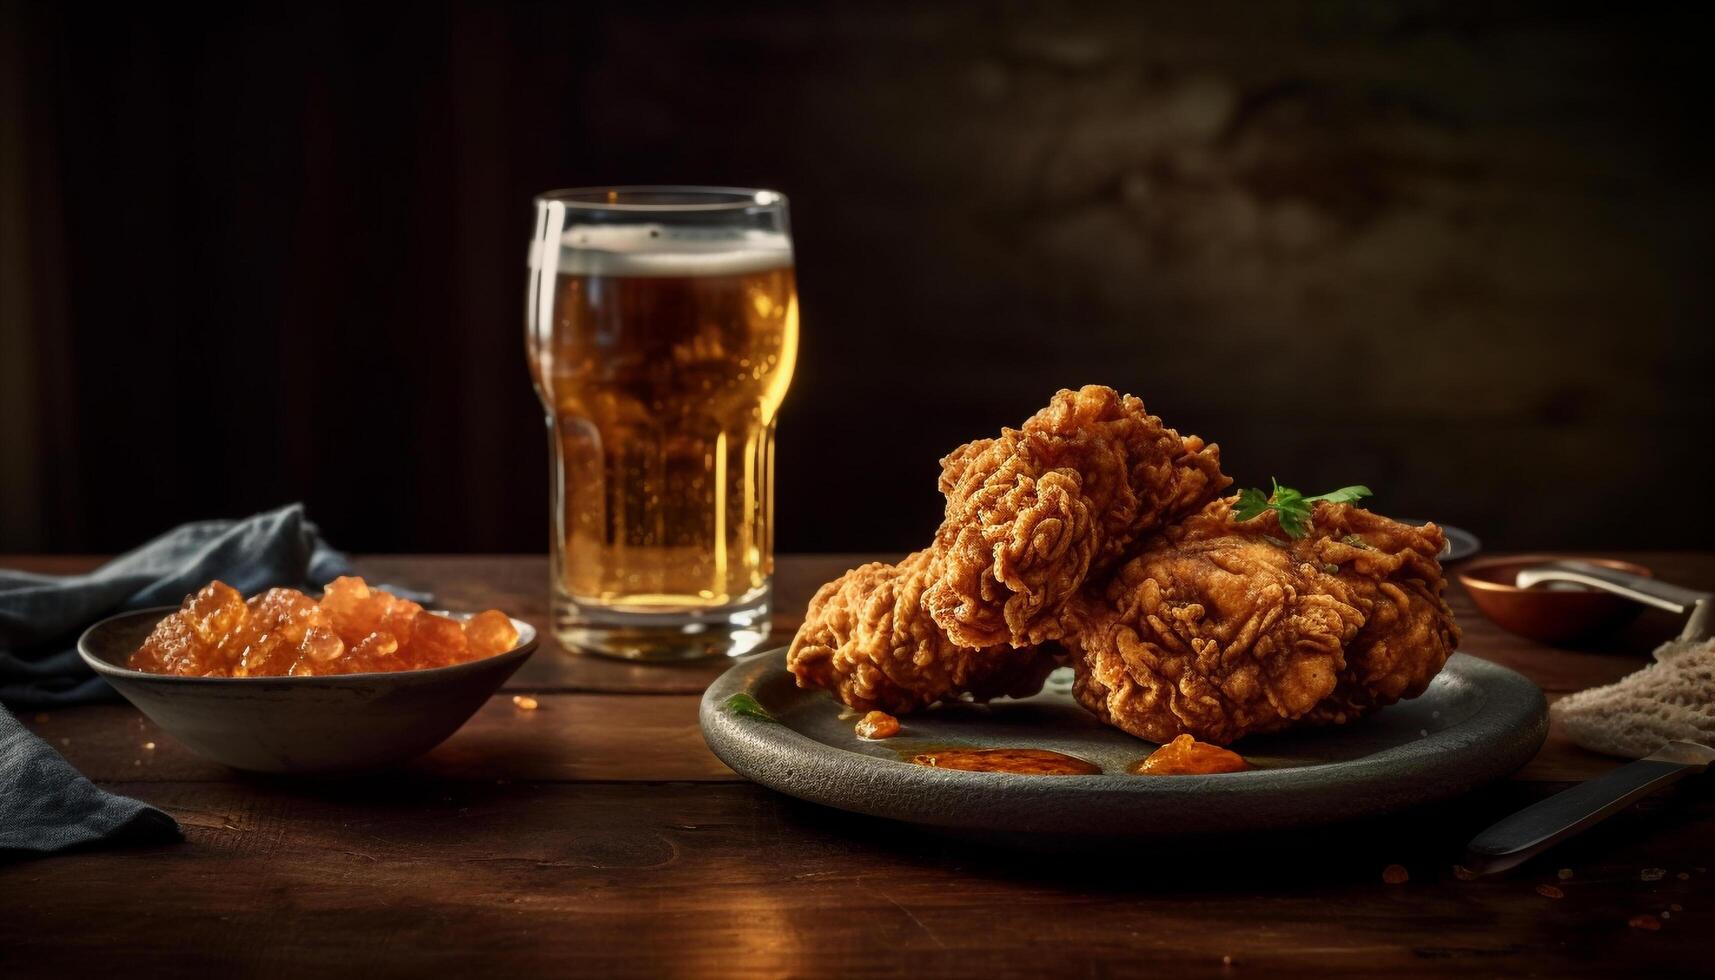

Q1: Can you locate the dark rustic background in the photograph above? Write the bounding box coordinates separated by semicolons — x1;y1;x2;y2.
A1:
3;1;1711;555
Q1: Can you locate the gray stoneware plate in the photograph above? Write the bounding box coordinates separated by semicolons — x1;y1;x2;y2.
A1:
701;649;1546;838
1440;525;1482;562
79;606;538;773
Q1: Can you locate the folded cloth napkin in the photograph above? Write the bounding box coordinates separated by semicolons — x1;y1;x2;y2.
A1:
0;706;181;858
0;503;359;708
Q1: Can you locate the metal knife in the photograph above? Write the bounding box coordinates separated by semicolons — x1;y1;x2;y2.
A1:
1461;560;1715;876
1462;739;1715;876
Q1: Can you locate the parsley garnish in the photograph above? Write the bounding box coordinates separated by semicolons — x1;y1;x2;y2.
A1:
1233;479;1372;538
723;692;778;723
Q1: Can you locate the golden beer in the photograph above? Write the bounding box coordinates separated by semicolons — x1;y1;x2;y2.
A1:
526;189;796;659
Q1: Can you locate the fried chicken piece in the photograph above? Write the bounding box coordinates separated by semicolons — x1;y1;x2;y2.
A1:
1070;498;1457;745
1288;505;1460;726
925;386;1229;650
1070;509;1366;744
787;549;1064;714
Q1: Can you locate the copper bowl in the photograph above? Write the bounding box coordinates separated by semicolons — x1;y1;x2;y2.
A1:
1457;555;1652;645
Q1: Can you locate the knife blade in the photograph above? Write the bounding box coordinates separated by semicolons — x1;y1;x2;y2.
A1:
1461;739;1715;877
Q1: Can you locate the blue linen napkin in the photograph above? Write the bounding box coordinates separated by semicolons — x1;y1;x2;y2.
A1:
0;706;181;858
0;503;368;708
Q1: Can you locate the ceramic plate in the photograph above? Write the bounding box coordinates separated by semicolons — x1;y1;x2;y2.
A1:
1441;525;1482;562
701;650;1545;838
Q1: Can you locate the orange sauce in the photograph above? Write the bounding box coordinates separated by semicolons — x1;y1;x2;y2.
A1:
855;710;900;739
1130;734;1250;775
910;748;1100;775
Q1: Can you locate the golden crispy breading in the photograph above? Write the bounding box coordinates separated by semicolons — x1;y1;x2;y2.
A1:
1289;506;1460;725
1071;528;1366;744
786;385;1456;740
786;549;1064;714
1070;498;1457;745
925;386;1229;650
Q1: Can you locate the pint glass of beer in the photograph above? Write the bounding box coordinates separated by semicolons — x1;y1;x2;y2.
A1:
526;188;797;660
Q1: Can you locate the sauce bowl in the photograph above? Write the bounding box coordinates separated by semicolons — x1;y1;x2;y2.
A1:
78;607;538;773
1457;555;1653;645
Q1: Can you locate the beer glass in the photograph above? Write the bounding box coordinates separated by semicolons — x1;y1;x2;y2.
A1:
526;188;797;660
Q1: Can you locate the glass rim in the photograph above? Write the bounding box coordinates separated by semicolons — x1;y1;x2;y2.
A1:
534;185;786;214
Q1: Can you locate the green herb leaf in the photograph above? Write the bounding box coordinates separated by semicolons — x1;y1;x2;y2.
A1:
1275;502;1312;538
1233;487;1271;522
1304;485;1372;506
723;692;778;723
1233;480;1374;539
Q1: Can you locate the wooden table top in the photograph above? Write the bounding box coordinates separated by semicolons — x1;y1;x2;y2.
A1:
3;553;1711;977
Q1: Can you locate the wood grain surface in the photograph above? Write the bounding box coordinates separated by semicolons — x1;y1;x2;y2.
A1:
3;553;1712;977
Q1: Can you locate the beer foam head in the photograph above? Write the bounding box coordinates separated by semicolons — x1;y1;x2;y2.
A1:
531;224;792;277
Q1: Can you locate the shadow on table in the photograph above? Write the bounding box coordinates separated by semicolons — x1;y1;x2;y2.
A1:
764;776;1715;892
177;742;1713;895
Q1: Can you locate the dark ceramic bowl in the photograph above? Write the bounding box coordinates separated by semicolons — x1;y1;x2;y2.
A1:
1458;555;1651;645
78;607;538;773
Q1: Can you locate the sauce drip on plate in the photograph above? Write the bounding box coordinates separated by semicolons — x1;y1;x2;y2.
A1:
1130;734;1250;775
910;748;1100;775
855;710;900;739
